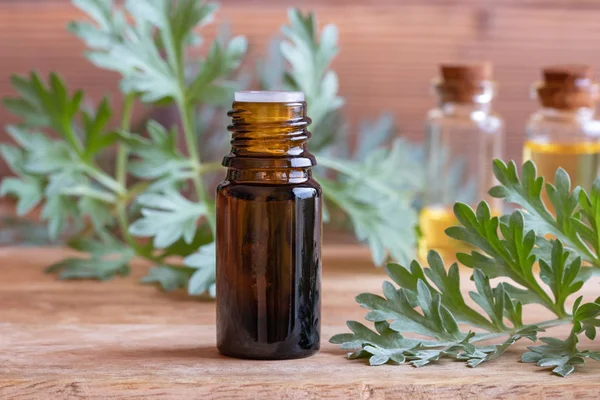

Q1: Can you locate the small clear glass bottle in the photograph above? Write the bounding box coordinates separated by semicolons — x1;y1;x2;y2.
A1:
420;63;503;259
216;91;321;360
524;65;600;202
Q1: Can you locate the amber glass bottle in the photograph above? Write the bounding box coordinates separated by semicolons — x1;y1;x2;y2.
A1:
216;91;321;360
420;63;503;259
524;65;600;204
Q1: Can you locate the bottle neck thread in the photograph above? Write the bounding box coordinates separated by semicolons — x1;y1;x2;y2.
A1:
226;169;312;184
223;101;316;183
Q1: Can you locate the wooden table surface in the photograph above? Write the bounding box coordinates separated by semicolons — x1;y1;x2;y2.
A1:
1;246;599;399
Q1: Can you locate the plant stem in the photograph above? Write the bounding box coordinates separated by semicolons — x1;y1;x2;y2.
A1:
116;203;137;251
62;187;116;203
199;161;223;175
83;164;126;195
113;93;142;257
472;317;571;343
64;124;84;156
536;318;572;330
167;23;217;237
116;94;135;188
125;181;151;203
177;98;217;235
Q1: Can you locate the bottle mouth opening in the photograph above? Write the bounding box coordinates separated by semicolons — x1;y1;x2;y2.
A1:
234;90;305;103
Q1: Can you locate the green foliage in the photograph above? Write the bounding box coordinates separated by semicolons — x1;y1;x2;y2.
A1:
184;243;217;296
126;121;195;190
4;73;83;150
1;1;423;299
280;9;343;129
129;191;207;248
446;202;581;317
188;35;247;104
47;236;134;280
387;252;507;331
573;296;600;340
257;10;423;265
490;160;600;266
522;334;600;377
318;139;423;265
80;98;121;160
1;74;123;242
332;161;600;377
522;298;600;376
1;0;246;292
331;250;541;368
141;265;192;292
330;276;540;367
139;243;215;297
0;135;44;216
70;0;243;104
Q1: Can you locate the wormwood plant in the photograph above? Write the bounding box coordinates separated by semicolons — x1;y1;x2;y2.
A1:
0;0;420;295
331;160;600;377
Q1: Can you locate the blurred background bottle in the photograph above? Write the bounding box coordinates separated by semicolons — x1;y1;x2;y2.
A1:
419;63;503;260
524;65;600;207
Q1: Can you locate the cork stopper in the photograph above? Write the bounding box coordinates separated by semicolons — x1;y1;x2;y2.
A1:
435;62;494;104
440;63;493;83
536;65;597;109
542;65;593;88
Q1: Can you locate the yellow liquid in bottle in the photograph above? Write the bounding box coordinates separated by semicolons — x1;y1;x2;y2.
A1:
418;205;472;260
523;141;600;202
418;205;502;260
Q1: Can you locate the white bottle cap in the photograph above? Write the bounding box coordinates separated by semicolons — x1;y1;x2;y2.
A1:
234;90;305;103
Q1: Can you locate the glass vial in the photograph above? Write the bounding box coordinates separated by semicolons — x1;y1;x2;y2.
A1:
524;65;600;203
216;91;322;360
420;63;503;259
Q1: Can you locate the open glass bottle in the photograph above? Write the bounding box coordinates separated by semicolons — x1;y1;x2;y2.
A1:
216;91;322;360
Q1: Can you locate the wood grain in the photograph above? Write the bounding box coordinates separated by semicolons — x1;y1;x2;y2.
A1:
3;0;600;176
0;246;599;399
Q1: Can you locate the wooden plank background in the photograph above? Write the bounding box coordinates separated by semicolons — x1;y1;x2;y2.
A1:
2;0;600;176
